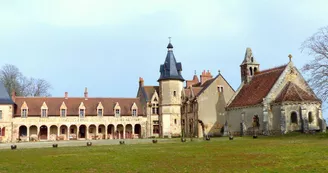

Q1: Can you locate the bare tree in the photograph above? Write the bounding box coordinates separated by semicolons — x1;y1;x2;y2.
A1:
0;64;52;97
301;26;328;103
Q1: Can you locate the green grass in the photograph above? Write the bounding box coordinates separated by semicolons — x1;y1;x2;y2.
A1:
1;135;328;173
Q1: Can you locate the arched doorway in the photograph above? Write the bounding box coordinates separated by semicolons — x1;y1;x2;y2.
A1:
107;124;114;139
134;124;141;139
29;125;38;141
79;125;86;139
88;124;96;140
49;125;58;141
291;112;298;124
98;124;105;139
117;124;124;139
19;125;27;139
69;125;77;140
59;125;68;140
125;124;132;139
39;125;48;140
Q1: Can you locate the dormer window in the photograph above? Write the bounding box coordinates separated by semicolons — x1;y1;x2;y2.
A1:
41;109;47;117
98;109;103;116
132;109;137;116
115;109;120;117
61;109;66;117
22;109;27;118
79;109;85;118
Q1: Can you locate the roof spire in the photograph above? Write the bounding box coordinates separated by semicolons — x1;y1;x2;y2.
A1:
288;54;292;62
194;70;196;75
167;37;173;49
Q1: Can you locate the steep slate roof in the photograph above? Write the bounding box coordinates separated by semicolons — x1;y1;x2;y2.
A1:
158;43;184;82
275;82;320;103
0;81;14;104
227;65;287;108
143;86;159;100
14;97;143;116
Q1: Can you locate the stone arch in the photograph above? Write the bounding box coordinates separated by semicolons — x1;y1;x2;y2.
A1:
117;124;124;139
249;67;253;76
19;125;27;140
88;124;96;140
134;124;141;138
107;124;115;139
291;111;298;124
29;125;38;141
69;125;78;140
125;124;133;139
39;125;48;140
59;125;68;140
49;125;58;141
79;124;87;139
98;124;105;139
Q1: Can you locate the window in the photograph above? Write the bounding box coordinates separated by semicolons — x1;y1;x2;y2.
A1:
61;128;65;134
182;119;185;125
153;125;159;134
291;112;298;124
97;109;103;116
115;109;120;116
41;109;47;117
173;91;176;97
174;119;177;124
152;103;159;114
61;109;66;117
308;112;313;123
0;110;2;120
217;85;224;93
249;67;253;76
132;109;137;116
22;109;27;118
79;109;85;117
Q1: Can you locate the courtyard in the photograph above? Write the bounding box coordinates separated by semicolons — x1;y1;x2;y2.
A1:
1;134;328;173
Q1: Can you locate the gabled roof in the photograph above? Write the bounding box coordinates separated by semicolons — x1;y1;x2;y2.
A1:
227;65;287;108
184;87;203;98
14;97;143;116
275;82;320;103
158;43;184;82
195;73;235;97
0;81;14;104
142;86;159;101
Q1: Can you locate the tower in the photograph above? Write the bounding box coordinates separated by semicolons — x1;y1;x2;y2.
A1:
158;41;184;138
240;47;260;83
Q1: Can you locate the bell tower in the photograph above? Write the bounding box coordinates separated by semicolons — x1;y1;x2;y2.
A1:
240;47;260;83
158;40;184;138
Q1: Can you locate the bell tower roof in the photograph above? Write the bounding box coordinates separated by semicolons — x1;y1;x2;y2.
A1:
241;47;258;65
158;40;184;82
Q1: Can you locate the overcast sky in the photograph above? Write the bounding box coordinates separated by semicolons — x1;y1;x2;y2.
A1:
0;0;327;117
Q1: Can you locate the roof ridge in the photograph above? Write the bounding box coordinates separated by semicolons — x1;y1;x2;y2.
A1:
256;64;287;75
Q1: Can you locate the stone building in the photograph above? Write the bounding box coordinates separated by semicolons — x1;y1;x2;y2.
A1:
0;41;235;142
226;48;326;136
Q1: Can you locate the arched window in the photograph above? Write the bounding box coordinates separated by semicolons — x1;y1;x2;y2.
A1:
249;67;253;76
291;112;298;124
254;67;258;74
173;91;177;97
251;57;254;62
308;112;313;123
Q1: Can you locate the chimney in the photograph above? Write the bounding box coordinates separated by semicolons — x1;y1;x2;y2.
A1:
200;70;213;85
64;92;68;99
84;87;88;100
139;77;144;87
11;90;16;102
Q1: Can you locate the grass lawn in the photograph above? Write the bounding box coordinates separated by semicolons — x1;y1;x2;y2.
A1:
1;134;328;173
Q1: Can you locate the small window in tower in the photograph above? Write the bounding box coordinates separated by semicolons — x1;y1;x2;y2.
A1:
173;91;176;97
174;119;177;124
249;67;253;76
254;67;258;74
251;57;254;62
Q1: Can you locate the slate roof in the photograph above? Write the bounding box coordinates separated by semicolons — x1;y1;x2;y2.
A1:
275;82;320;103
158;43;184;82
227;65;287;108
143;86;159;101
0;81;14;104
14;97;143;116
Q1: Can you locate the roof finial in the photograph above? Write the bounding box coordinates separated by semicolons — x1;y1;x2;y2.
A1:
168;36;171;43
194;70;196;75
288;54;292;62
218;70;221;75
